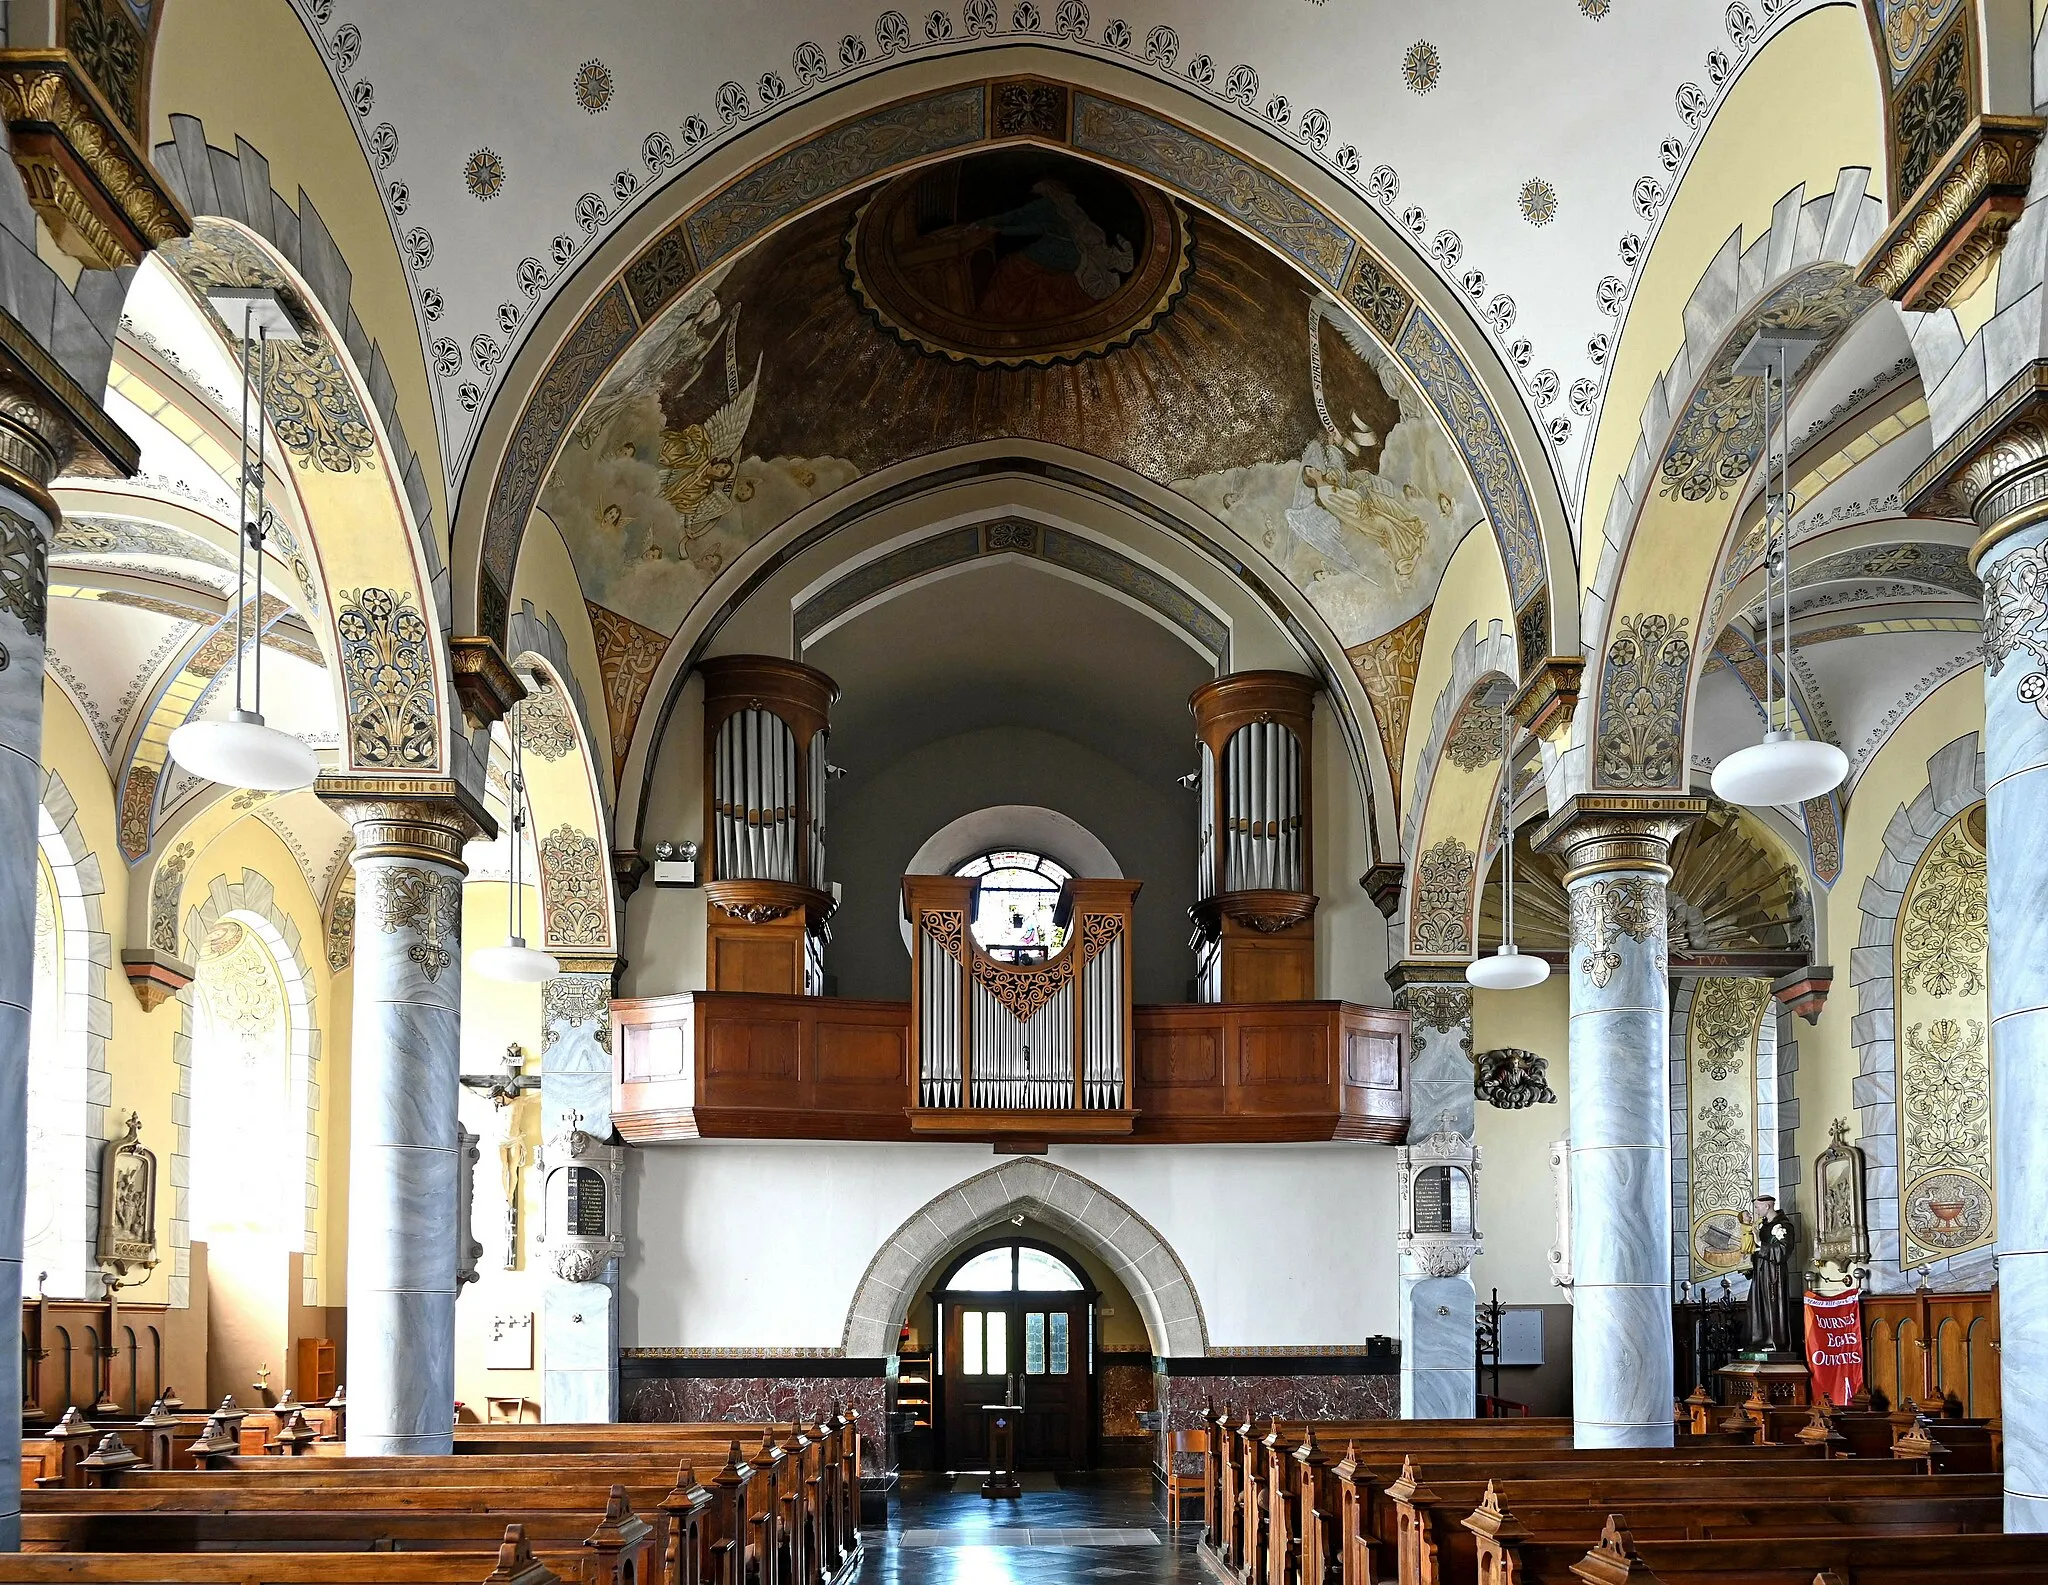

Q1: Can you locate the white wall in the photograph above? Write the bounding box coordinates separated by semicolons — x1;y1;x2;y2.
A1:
621;1141;1399;1354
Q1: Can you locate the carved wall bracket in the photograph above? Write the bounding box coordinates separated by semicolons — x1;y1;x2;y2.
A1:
448;636;528;730
1862;116;2043;311
1509;655;1585;744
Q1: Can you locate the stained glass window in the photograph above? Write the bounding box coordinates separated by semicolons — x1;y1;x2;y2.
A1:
1049;1312;1070;1376
1024;1312;1046;1374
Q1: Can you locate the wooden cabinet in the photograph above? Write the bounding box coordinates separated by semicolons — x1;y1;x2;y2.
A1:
295;1336;337;1404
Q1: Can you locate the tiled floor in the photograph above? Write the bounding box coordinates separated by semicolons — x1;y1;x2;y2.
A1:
861;1473;1206;1582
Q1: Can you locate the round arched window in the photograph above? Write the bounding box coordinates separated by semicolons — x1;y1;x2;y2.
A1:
954;849;1072;963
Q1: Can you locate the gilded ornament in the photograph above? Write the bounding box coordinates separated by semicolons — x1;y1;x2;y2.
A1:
1443;688;1507;773
1570;875;1661;989
64;0;145;132
326;877;355;973
1411;837;1476;956
574;60;614;114
1862;119;2041;310
373;864;463;982
1400;983;1472;1038
1518;179;1557;227
1899;820;1986;998
1891;22;1970;203
1401;41;1440;94
1691;977;1769;1082
539;824;608;948
543;974;613;1053
464;148;506;201
1595;613;1691;789
337;588;439;771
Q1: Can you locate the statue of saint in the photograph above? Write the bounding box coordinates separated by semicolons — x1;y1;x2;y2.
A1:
1743;1194;1799;1355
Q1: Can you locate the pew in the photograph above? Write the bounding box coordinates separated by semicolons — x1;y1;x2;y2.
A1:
1561;1513;2048;1584
0;1522;574;1585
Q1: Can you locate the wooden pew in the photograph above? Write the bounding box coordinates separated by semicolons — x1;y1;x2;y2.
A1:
0;1522;574;1585
1447;1477;2002;1585
1560;1513;2048;1584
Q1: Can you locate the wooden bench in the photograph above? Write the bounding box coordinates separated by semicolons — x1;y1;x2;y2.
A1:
1560;1513;2048;1584
0;1523;576;1585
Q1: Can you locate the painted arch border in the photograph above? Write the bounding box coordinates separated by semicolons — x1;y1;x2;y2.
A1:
842;1158;1208;1358
454;51;1575;666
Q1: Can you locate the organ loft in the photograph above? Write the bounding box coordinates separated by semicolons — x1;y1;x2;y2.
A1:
0;1;2041;1579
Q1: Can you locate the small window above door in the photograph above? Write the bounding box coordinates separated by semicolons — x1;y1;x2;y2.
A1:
938;1239;1087;1293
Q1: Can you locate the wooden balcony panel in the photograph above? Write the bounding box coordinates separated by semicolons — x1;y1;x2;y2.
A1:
612;994;1407;1144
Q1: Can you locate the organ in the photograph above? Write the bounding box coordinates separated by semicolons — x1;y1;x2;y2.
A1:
1188;671;1320;1002
697;654;837;995
902;874;1141;1136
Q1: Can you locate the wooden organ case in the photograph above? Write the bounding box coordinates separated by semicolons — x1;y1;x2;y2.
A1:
903;874;1141;1137
1188;671;1319;1003
699;655;837;995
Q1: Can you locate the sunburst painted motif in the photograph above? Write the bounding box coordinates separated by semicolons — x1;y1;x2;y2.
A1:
575;59;614;113
1402;41;1441;94
464;148;505;200
1580;0;1612;16
1519;179;1558;227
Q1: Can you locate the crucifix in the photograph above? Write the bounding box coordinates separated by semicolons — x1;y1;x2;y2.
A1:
458;1043;542;1270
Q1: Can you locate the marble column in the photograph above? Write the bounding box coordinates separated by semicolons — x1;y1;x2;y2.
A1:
1979;506;2048;1529
1535;797;1703;1448
540;968;618;1422
1390;968;1477;1419
318;787;490;1454
0;418;63;1550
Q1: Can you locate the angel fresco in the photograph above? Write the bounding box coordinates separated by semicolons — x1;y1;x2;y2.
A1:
657;311;762;546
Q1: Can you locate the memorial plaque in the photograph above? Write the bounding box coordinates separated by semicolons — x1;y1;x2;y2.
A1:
567;1166;608;1238
1413;1165;1472;1236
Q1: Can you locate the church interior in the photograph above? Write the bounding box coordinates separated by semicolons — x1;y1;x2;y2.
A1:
1;0;2046;1579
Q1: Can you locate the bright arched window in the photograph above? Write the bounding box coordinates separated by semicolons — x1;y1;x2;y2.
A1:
25;856;63;1270
939;1240;1086;1292
954;849;1072;963
190;918;294;1238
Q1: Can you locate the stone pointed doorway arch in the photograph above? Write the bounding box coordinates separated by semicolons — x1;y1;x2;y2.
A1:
841;1160;1207;1358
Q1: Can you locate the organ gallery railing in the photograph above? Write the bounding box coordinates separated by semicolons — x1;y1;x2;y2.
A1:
697;654;838;995
903;874;1140;1136
1189;671;1320;1003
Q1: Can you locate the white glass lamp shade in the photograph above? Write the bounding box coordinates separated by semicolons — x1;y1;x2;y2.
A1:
1466;944;1551;991
471;936;560;983
1710;729;1847;808
167;709;318;791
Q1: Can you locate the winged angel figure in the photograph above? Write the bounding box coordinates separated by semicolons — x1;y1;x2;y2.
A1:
659;310;763;545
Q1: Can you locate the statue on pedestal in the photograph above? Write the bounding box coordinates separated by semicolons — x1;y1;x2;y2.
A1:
1742;1194;1800;1357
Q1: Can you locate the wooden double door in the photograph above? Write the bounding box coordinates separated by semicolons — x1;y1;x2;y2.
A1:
940;1298;1091;1470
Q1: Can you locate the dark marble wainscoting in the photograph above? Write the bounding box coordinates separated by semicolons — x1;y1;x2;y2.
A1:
1101;1348;1159;1468
619;1354;892;1473
1152;1354;1400;1474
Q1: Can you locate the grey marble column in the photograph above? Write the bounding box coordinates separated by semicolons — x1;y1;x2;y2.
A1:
540;969;618;1422
1390;970;1477;1419
0;478;57;1549
1980;514;2048;1530
1535;798;1703;1449
319;790;490;1454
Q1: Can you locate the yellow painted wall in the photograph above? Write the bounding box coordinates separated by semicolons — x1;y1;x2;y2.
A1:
453;879;548;1419
1796;667;1985;1174
1583;6;1884;565
149;0;446;535
1470;976;1571;1306
510;508;613;789
1404;520;1513;813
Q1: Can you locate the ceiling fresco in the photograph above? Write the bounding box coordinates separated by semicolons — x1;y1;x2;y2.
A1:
283;0;1845;497
540;154;1481;658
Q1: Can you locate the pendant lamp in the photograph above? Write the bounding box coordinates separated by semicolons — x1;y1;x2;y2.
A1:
472;687;559;984
1468;700;1549;991
1711;330;1847;808
167;290;319;793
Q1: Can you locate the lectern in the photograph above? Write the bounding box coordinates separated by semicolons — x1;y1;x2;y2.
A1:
980;1402;1023;1498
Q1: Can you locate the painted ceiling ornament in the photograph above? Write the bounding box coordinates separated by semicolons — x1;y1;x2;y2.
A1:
267;339;377;474
1401;40;1440;94
1518;179;1558;228
326;874;355;974
149;840;194;955
1899;819;1987;998
1691;976;1769;1082
0;503;49;638
1596;612;1691;789
586;600;668;785
464;147;506;201
1473;1047;1555;1109
1412;837;1477;957
574;59;613;114
374;864;463;982
1347;607;1429;799
1570;876;1661;990
1689;1095;1752;1227
1444;686;1509;772
845;147;1193;369
1579;0;1613;16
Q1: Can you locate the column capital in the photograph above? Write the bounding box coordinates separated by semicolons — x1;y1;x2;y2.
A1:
1385;965;1471;1036
0;305;139;506
316;775;496;867
1905;360;2048;565
1531;793;1708;885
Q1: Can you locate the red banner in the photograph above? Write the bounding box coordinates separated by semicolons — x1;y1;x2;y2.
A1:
1804;1287;1865;1406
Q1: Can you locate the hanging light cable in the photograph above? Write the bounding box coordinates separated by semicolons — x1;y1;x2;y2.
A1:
472;687;560;984
167;291;319;792
1468;698;1549;991
1712;332;1847;807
